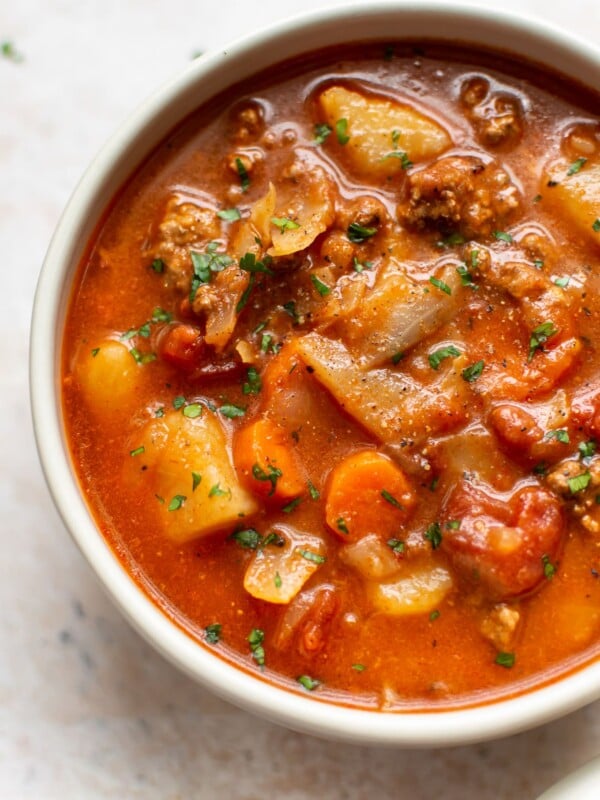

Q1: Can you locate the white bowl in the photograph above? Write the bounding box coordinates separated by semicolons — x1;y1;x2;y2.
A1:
30;1;600;746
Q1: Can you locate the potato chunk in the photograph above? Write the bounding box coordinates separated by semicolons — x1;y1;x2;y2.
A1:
73;339;142;416
318;85;451;179
244;531;326;604
130;410;258;542
543;157;600;247
369;564;453;616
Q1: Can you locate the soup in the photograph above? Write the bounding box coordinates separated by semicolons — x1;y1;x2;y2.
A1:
62;42;600;710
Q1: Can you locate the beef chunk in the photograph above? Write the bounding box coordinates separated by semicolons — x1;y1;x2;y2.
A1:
399;155;520;239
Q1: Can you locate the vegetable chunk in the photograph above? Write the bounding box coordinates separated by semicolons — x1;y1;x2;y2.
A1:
370;565;453;616
234;417;305;501
130;411;258;542
74;339;143;415
543;157;600;247
244;530;326;604
325;450;416;541
318;85;451;179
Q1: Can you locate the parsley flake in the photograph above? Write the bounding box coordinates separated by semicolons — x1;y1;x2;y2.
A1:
567;157;587;176
219;404;246;419
429;276;452;295
568;471;591;494
310;274;331;296
297;674;320;691
242;366;261;395
335;118;350;145
347;222;378;243
493;230;513;244
528;321;558;362
314;122;332;145
299;549;326;565
130;446;145;457
495;651;515;668
428;345;461;371
336;518;349;535
271;216;300;232
461;360;485;382
217;207;241;221
252;463;282;496
168;495;186;512
235;157;250;192
542;554;556;579
248;628;265;666
205;623;222;644
424;522;442;550
387;538;405;554
545;429;569;444
381;489;403;508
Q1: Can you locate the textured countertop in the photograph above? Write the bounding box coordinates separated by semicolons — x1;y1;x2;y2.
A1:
4;0;600;797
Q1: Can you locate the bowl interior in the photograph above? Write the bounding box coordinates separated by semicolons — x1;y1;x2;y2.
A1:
30;1;600;746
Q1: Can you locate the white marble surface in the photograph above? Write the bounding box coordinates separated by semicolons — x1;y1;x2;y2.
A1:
4;0;600;797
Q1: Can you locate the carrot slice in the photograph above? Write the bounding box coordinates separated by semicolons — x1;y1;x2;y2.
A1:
325;450;416;541
233;417;305;501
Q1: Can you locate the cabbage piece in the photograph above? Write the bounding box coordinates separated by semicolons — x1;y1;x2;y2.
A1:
244;530;326;604
267;164;335;257
325;260;464;368
128;410;258;543
295;333;469;462
318;85;451;179
369;564;453;616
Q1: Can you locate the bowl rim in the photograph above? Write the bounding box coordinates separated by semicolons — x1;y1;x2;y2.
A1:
30;0;600;747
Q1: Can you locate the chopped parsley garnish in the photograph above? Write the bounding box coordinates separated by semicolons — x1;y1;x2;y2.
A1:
274;572;282;589
533;462;548;476
130;446;145;457
336;518;349;535
282;301;300;324
239;251;273;275
231;528;262;549
263;532;285;548
542;554;556;579
1;41;23;62
352;663;366;672
533;194;542;203
436;232;466;249
299;549;326;565
235;157;250;192
190;242;234;289
154;406;165;418
151;258;165;273
308;481;320;500
335;118;350;145
209;483;230;498
310;274;331;296
579;440;597;459
495;651;515;669
424;522;442;550
528;321;558;362
470;250;480;268
461;360;485;382
205;623;222;644
271;216;301;232
428;345;461;371
445;519;461;530
391;129;401;148
387;538;405;555
91;347;100;357
260;333;273;353
314;122;332;145
129;348;156;365
168;495;186;512
429;609;440;622
248;628;265;666
493;230;513;244
282;497;302;513
217;207;241;221
242;366;262;395
173;395;186;409
236;274;255;313
183;402;202;419
545;429;569;444
382;150;412;169
391;351;405;365
567;157;587;176
568;471;591;494
219;404;246;419
381;489;403;508
353;257;373;273
593;219;600;233
429;276;452;295
533;259;544;271
252;462;282;496
456;264;477;289
191;472;202;492
253;319;269;334
297;674;320;691
554;276;570;288
347;222;378;243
